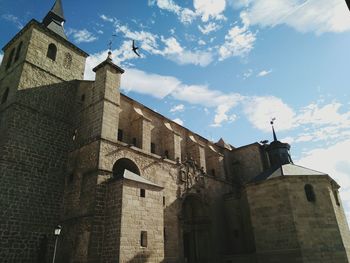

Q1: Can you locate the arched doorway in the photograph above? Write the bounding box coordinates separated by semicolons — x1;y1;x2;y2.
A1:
112;158;140;178
182;195;211;263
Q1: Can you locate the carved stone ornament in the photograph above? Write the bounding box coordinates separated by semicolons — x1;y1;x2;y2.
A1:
63;52;72;69
178;156;206;194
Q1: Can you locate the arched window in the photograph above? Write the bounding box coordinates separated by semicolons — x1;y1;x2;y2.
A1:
6;48;16;70
14;41;23;62
304;184;316;202
1;87;9;104
112;158;140;178
47;43;57;61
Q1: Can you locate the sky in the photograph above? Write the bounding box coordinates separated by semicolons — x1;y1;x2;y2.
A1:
1;0;350;220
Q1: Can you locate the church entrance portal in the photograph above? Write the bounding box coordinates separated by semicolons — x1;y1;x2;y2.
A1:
182;195;211;263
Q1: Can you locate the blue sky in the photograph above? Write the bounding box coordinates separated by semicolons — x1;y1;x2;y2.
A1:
1;0;350;218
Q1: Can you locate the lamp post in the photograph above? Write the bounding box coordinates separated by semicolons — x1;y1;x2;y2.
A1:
52;225;62;263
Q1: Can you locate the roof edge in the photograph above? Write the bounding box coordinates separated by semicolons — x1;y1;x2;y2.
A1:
2;19;89;57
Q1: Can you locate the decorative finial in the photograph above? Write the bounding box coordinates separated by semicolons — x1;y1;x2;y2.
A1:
270;117;277;142
107;51;112;60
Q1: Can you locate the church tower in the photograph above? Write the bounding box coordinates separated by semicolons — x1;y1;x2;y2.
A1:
0;1;89;262
0;0;88;104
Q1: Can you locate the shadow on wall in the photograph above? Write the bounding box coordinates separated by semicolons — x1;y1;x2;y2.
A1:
126;251;151;263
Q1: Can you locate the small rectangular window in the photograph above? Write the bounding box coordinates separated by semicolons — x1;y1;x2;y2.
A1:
211;169;216;177
132;137;137;146
117;129;123;141
334;190;340;206
163;196;165;206
164;150;169;159
140;189;146;198
68;173;74;183
151;143;156;154
141;231;147;247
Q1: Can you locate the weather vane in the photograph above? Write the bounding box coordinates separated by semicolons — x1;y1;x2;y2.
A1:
270;117;276;126
108;33;117;52
270;117;277;141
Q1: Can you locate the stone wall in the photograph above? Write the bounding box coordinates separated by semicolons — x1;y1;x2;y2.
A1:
231;143;266;185
245;175;350;263
119;180;164;263
287;176;350;263
0;82;77;262
224;193;255;256
245;177;302;263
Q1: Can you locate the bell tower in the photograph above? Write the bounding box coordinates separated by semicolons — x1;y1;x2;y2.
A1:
0;0;88;106
0;1;89;261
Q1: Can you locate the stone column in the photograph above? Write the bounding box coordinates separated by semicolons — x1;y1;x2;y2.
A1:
92;56;124;142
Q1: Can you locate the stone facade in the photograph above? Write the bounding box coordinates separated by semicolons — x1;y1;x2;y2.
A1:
1;2;350;263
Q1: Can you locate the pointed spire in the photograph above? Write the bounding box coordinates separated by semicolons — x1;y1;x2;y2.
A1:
42;0;67;39
50;0;65;21
270;118;277;142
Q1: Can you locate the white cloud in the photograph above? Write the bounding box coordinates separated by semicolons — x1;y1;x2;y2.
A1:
211;104;237;127
116;23;214;66
160;36;213;66
100;14;115;23
242;99;350;143
235;0;350;34
296;102;350;127
218;17;256;61
67;29;98;43
0;53;3;64
193;0;227;22
243;96;296;132
179;8;198;24
120;66;242;126
168;50;213;67
173;118;184;125
150;0;227;24
149;0;197;24
1;14;23;29
198;22;221;34
257;69;272;77
123;68;180;98
227;0;250;9
161;37;183;54
198;39;206;45
243;69;253;79
289;102;350;143
170;104;185;113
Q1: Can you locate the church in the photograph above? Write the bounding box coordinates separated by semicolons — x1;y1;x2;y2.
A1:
1;1;350;262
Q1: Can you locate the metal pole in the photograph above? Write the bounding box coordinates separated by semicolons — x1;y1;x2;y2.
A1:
52;235;58;263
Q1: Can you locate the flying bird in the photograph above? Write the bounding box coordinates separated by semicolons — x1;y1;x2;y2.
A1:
132;40;140;57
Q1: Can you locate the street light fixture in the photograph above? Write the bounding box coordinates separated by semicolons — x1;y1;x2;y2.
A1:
52;225;62;263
